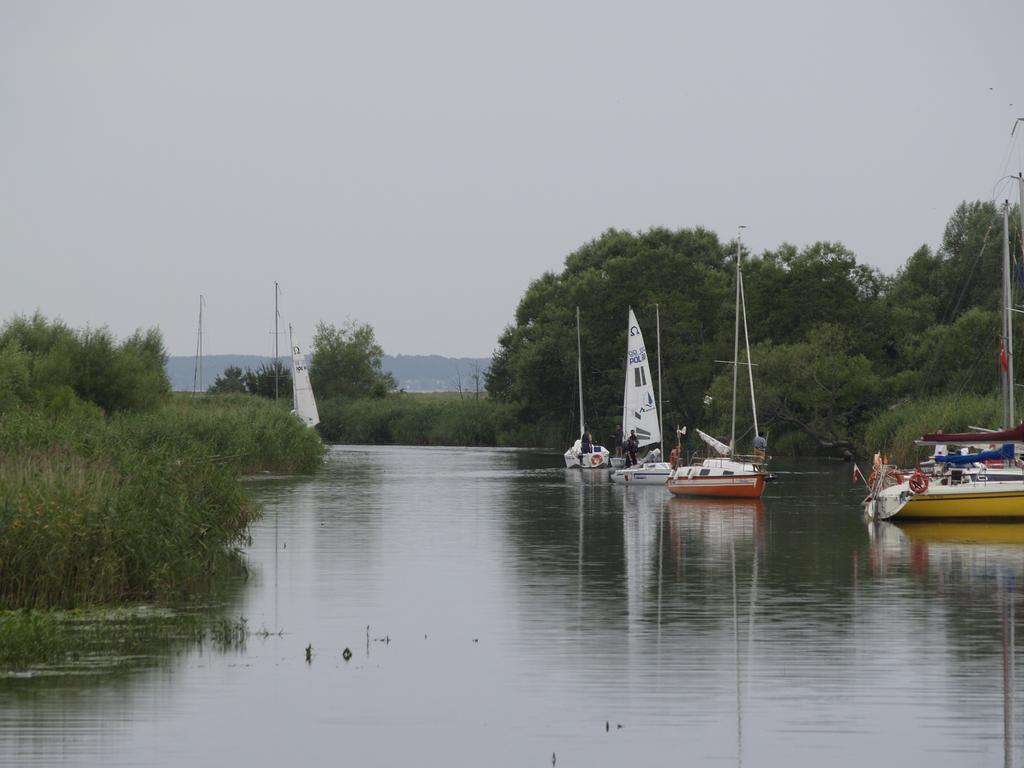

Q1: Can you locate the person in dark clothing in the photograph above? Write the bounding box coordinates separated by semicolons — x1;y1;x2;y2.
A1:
613;424;624;458
581;425;592;454
625;429;639;467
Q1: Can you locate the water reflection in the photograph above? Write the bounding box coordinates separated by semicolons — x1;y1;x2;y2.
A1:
3;450;1024;767
869;520;1024;767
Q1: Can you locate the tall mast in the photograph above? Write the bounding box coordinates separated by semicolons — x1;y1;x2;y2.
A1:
289;323;296;413
1019;171;1024;265
729;226;746;454
192;294;204;395
656;303;664;457
1004;203;1015;429
576;306;584;436
739;270;759;436
1018;173;1024;428
274;281;280;401
622;307;630;444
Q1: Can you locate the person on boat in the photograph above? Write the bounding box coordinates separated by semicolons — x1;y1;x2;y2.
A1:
625;429;639;467
753;431;767;461
581;425;592;454
613;424;624;458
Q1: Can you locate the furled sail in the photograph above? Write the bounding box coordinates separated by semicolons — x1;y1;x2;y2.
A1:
934;444;1014;465
918;423;1024;445
696;428;730;456
290;326;320;428
622;309;661;448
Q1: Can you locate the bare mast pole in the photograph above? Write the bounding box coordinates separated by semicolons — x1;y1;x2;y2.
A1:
274;281;280;401
1017;171;1024;427
192;294;204;395
729;226;746;455
739;270;759;437
656;303;664;458
576;306;584;438
1004;203;1013;429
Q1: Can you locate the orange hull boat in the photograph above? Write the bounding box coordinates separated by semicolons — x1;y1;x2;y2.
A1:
665;472;766;499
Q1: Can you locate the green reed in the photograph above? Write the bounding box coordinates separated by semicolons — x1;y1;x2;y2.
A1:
317;393;519;446
0;397;324;610
0;608;254;670
860;392;1000;465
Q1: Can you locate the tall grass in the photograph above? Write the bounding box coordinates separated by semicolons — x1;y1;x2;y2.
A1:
125;394;325;474
860;393;1000;465
0;397;324;609
318;394;521;446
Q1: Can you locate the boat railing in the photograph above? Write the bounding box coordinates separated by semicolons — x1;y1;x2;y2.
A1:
733;452;767;466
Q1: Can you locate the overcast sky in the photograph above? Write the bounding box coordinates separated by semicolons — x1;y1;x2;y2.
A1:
3;1;1023;358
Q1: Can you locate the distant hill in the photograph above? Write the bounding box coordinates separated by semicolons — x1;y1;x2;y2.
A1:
166;354;491;393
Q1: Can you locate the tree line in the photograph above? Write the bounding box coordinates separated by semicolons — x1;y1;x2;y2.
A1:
484;201;1024;455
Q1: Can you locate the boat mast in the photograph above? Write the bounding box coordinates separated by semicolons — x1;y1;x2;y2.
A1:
192;294;204;395
1018;172;1024;427
289;323;296;413
729;226;745;455
739;267;759;437
1004;203;1014;429
576;306;584;438
274;281;280;401
656;303;664;458
622;307;630;446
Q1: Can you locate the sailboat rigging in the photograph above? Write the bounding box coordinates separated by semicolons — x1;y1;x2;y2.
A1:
666;227;768;498
866;173;1024;520
192;294;205;396
564;307;610;468
612;306;673;484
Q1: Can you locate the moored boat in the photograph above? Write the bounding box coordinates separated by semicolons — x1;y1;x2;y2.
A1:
865;426;1024;521
666;228;768;499
666;452;767;498
612;307;671;484
864;191;1024;521
564;307;610;469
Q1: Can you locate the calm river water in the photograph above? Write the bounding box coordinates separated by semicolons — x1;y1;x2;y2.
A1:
3;445;1024;766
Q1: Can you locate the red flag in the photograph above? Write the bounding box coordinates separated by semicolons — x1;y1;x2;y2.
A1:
852;465;862;483
1001;343;1008;372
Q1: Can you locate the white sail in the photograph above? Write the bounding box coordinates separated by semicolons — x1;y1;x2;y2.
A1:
622;308;661;448
290;326;320;428
696;428;730;456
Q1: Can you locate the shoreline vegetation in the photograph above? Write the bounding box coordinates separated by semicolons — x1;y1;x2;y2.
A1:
0;314;323;668
482;205;1022;460
0;398;323;668
3;196;1019;665
315;391;1007;467
316;392;525;447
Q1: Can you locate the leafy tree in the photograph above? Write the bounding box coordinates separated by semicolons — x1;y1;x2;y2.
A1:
208;366;247;394
310;320;396;400
743;241;892;363
487;227;734;446
706;324;883;451
935;201;1004;320
0;314;170;414
0;341;31;412
243;361;292;400
902;307;1001;397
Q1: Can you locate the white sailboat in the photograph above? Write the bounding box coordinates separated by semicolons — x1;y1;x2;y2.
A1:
289;325;320;428
612;307;672;484
564;307;610;468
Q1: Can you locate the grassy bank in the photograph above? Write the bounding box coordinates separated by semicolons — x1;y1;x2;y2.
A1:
318;393;523;446
860;392;999;465
0;397;324;610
